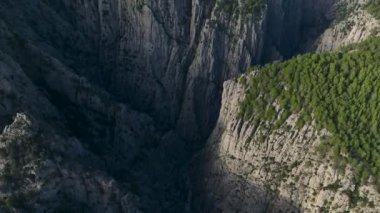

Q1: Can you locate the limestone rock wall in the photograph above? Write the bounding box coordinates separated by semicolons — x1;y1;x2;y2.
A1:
316;0;380;52
0;0;379;212
193;78;380;212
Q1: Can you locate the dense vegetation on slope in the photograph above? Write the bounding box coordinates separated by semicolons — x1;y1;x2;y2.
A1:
239;37;380;187
367;0;380;20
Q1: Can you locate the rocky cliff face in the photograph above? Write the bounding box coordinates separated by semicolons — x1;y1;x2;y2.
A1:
190;1;380;212
0;0;379;212
193;78;380;212
1;0;338;141
316;0;380;52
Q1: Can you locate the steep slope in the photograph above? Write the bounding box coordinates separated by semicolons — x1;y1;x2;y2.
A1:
0;0;379;212
0;51;144;211
0;22;192;211
194;37;380;212
0;0;340;141
316;0;380;52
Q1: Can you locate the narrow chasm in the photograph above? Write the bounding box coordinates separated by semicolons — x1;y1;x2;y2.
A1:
0;0;336;212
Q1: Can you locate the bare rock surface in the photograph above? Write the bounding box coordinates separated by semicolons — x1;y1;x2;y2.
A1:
0;0;379;212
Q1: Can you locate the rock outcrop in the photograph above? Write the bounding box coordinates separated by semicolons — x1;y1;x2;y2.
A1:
0;0;379;212
0;113;141;212
0;48;148;211
193;78;380;212
316;0;380;52
191;2;380;211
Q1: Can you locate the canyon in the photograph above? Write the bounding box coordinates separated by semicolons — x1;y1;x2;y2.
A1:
0;0;379;212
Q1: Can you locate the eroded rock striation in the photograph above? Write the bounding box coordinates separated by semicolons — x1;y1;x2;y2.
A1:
192;78;380;212
0;0;379;212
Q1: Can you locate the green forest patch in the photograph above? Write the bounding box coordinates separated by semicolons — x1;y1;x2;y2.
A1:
239;37;380;188
367;0;380;20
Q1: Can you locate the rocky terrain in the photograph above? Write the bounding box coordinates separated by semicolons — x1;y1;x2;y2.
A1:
0;0;379;212
316;0;380;52
192;77;380;212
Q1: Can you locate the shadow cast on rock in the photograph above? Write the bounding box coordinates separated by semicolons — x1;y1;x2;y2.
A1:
190;148;300;213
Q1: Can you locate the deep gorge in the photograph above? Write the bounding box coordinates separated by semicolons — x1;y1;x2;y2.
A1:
0;0;379;212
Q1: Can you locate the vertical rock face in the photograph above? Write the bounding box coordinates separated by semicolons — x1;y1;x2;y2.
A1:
262;0;335;62
0;0;378;212
107;0;337;141
175;1;266;140
5;0;337;140
0;0;338;143
189;3;380;212
108;0;267;141
194;79;380;212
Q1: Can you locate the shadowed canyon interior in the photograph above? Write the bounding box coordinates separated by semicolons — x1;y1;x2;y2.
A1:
0;0;379;212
